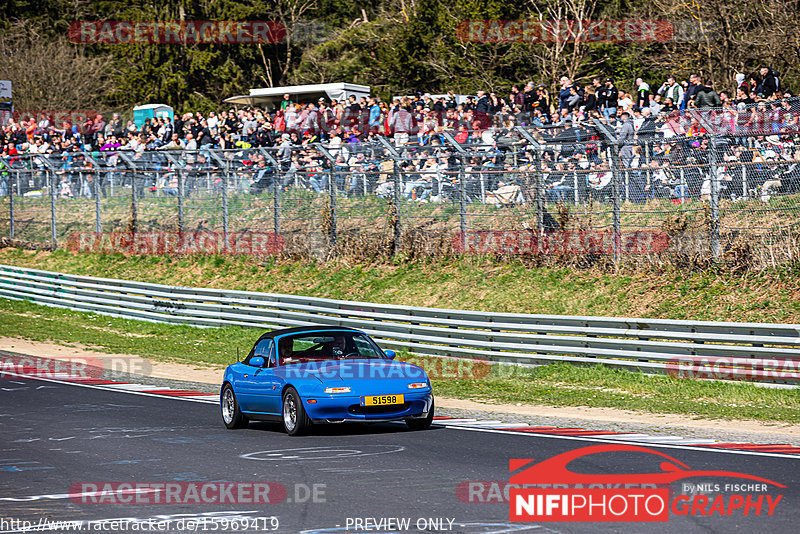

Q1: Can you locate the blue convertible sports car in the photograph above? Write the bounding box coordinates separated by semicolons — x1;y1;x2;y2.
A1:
220;326;435;435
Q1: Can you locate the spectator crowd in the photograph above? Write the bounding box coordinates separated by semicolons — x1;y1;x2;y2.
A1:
1;67;798;204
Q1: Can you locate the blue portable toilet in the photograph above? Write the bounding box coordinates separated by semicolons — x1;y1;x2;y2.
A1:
133;104;174;129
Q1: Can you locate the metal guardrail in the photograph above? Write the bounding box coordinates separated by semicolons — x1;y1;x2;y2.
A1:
1;263;799;383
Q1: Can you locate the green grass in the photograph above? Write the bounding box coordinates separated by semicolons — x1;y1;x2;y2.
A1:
2;247;800;322
1;297;798;423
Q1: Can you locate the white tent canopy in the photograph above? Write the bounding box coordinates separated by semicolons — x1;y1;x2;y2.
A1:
224;83;370;107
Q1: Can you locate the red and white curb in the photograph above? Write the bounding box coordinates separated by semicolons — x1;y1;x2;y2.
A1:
8;371;800;456
431;416;800;455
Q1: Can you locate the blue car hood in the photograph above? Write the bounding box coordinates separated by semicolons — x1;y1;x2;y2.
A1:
274;359;427;383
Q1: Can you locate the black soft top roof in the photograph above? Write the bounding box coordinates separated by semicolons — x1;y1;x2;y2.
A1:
253;325;364;344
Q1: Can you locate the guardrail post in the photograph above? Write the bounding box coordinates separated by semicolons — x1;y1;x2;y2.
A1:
48;169;57;248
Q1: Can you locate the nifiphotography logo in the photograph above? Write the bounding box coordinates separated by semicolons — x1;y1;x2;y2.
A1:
508;444;785;522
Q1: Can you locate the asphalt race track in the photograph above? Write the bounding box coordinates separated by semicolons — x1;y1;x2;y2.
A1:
1;374;798;534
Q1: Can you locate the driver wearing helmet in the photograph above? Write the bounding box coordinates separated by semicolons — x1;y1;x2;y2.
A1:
278;338;293;365
330;335;348;358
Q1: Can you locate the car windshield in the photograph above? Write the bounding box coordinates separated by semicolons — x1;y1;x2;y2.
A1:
277;332;386;366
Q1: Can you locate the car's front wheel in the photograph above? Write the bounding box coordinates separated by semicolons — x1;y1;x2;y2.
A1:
406;397;434;431
221;384;248;429
282;387;311;436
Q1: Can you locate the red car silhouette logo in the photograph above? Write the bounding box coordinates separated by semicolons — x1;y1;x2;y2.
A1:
510;444;785;487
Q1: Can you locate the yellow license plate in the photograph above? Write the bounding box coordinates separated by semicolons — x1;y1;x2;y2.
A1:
362;394;404;406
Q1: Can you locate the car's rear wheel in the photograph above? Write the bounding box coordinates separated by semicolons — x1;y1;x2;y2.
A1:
406;397;434;431
282;387;311;436
221;384;248;429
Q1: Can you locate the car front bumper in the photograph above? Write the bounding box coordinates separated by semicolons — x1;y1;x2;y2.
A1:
304;391;433;423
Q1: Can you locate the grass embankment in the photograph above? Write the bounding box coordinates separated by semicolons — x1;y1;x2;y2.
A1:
1;297;798;423
1;248;800;322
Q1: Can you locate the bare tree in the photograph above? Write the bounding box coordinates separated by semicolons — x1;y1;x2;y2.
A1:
0;21;117;112
528;0;601;88
271;0;318;86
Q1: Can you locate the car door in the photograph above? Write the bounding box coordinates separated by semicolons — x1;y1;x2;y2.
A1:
236;339;279;414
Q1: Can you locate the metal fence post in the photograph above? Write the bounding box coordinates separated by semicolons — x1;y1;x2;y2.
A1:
374;136;404;255
329;163;337;250
514;126;547;231
393;158;402;253
117;153;139;235
534;145;544;232
177;168;185;233
459;155;467;250
94;169;101;234
48;169;57;248
131;168;138;234
698;115;721;260
273;166;280;236
709;132;721;259
593;120;622;261
9;174;14;238
222;167;229;248
611;143;621;262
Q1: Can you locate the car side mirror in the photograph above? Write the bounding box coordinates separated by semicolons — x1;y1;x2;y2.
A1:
384;350;396;360
250;356;265;368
